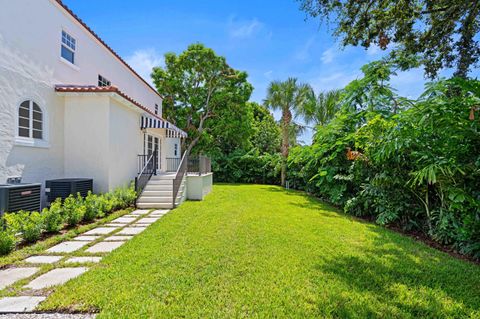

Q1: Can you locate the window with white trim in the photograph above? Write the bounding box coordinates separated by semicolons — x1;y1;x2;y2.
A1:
18;100;43;139
174;143;178;156
98;74;111;87
61;30;76;64
155;104;159;115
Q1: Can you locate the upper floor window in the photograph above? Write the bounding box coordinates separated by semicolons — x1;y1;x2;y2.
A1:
155;104;159;115
61;31;76;64
18;100;43;140
98;75;111;87
174;143;178;156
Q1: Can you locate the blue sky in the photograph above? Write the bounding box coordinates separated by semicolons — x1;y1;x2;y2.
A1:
63;0;431;144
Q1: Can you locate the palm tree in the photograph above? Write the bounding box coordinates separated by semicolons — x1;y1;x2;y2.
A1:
303;89;343;127
264;78;314;186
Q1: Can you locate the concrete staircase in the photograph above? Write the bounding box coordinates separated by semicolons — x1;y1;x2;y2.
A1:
136;173;186;209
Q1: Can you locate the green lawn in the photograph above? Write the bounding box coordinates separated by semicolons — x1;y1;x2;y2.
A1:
40;184;480;318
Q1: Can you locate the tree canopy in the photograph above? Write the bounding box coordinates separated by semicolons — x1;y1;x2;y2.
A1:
152;43;253;154
298;0;480;78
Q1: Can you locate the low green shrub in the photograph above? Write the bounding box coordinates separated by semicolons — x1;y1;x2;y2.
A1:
21;211;44;243
4;211;44;243
42;198;64;233
83;192;99;222
0;218;16;255
0;183;136;256
63;195;85;227
0;230;16;255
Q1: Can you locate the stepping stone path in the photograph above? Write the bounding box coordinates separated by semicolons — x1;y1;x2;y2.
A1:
73;235;102;241
129;209;150;216
66;256;102;264
111;217;137;224
117;227;147;235
104;235;133;241
0;209;169;313
0;268;39;290
24;256;63;264
104;223;125;227
83;227;118;235
47;241;90;253
25;267;89;290
136;217;160;224
86;241;124;253
0;296;45;313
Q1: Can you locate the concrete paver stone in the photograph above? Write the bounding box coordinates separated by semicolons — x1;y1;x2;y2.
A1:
25;268;88;290
0;268;39;290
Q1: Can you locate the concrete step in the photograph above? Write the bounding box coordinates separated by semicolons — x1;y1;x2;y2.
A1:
144;185;171;192
138;190;183;202
146;179;173;185
150;174;176;180
138;196;171;203
141;190;173;196
137;202;175;209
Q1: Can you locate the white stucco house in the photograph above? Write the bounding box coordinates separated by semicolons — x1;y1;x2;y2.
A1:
0;0;202;208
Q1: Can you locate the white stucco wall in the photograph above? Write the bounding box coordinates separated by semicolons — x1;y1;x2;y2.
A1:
186;173;213;201
0;0;162;115
63;95;110;193
164;138;182;159
108;99;143;190
0;0;181;204
0;32;65;204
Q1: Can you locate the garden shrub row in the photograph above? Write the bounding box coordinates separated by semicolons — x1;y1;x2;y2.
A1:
287;78;480;259
0;184;136;255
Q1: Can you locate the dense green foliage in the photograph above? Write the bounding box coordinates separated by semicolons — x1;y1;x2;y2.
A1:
210;102;282;184
298;0;480;78
41;185;480;318
264;78;314;186
152;43;253;154
287;70;480;258
0;184;136;255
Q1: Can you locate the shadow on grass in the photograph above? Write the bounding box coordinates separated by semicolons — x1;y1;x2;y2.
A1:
260;184;480;317
313;229;480;317
262;185;346;219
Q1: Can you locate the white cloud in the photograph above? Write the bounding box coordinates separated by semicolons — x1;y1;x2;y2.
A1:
310;72;359;92
263;70;273;79
295;36;316;61
229;17;263;38
125;49;163;86
321;47;335;64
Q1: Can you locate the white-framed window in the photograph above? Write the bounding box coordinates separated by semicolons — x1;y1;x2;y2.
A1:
61;30;76;64
155;104;159;115
98;74;111;87
18;100;43;140
174;143;178;156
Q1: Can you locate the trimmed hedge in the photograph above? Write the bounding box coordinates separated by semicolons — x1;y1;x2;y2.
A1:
0;183;136;255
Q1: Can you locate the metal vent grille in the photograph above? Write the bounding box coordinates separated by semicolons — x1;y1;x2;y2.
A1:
46;178;93;202
0;184;41;214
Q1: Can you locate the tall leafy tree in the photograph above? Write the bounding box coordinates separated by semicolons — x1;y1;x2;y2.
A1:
303;89;343;126
298;0;480;78
264;78;314;186
152;43;253;154
248;102;281;154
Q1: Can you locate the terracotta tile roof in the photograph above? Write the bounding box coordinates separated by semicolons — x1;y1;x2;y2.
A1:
55;85;163;120
53;0;162;99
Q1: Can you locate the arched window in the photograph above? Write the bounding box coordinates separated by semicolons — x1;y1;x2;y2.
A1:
18;100;43;139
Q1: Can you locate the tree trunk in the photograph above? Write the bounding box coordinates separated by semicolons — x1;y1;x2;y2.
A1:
184;112;209;156
280;107;292;187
